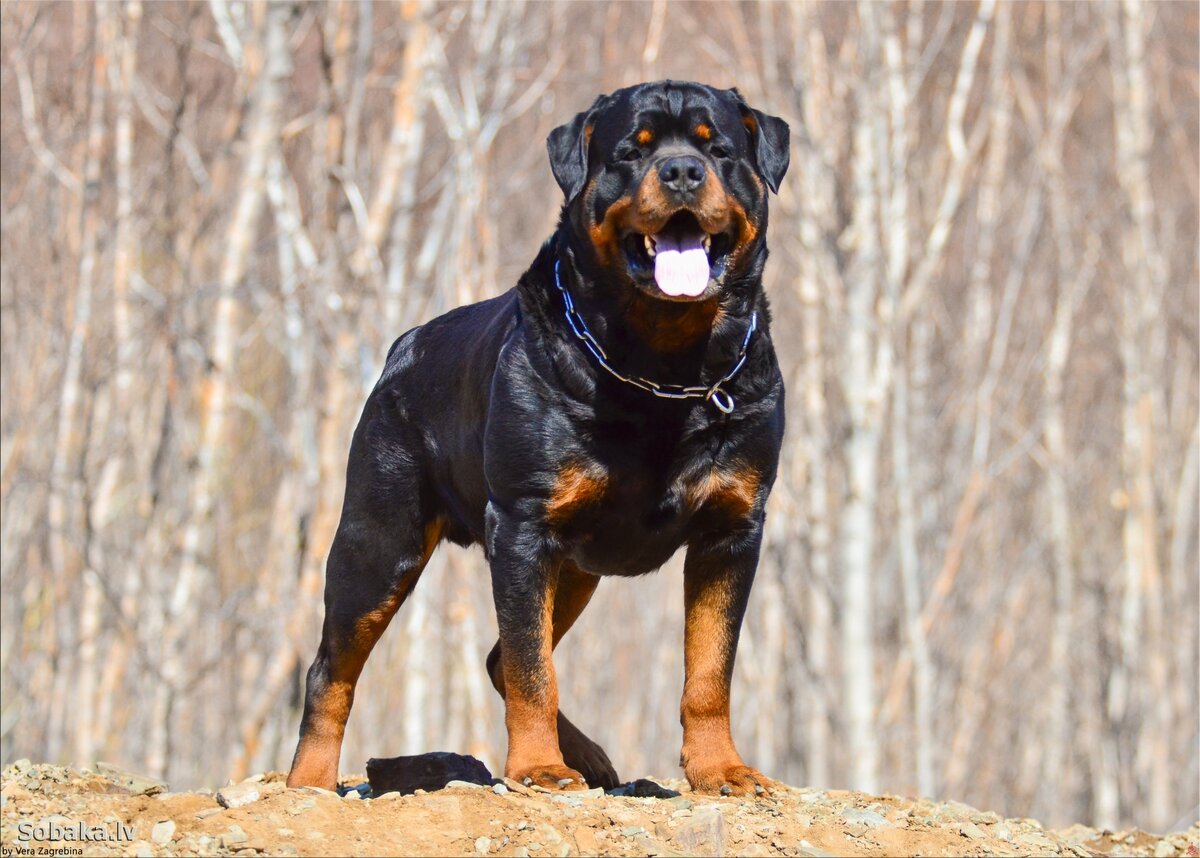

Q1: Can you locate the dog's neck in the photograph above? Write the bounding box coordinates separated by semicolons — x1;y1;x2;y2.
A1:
538;233;762;390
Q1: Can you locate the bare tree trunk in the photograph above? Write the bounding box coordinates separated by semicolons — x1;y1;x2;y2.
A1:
839;1;885;794
353;0;433;322
48;0;112;595
1105;0;1165;828
882;2;932;799
900;0;996;322
151;0;294;780
111;0;141;407
45;3;113;768
1036;6;1097;816
893;355;934;798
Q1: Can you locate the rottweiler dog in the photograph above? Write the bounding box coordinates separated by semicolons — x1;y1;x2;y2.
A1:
287;80;789;796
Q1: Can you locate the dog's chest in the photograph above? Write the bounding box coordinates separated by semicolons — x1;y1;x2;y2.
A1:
545;456;758;575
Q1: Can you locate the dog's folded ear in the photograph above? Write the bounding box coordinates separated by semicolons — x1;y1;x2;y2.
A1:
731;89;790;194
547;94;610;203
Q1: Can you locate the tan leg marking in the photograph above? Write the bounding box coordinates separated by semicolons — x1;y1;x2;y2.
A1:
680;560;772;796
287;519;444;789
489;564;617;788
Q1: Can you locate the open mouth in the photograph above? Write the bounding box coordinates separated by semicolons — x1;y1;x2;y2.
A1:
623;211;732;298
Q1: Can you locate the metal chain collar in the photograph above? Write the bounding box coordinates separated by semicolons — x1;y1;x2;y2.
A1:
552;259;757;414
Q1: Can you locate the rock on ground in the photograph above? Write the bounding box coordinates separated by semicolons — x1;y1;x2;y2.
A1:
1;761;1197;857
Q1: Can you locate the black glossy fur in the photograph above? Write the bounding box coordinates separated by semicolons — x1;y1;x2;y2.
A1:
288;81;790;796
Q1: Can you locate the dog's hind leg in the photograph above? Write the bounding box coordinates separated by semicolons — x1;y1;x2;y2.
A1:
485;562;619;789
287;512;441;790
287;418;442;790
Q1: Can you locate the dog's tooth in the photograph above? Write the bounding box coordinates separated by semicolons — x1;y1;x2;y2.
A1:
644;235;656;257
702;235;712;252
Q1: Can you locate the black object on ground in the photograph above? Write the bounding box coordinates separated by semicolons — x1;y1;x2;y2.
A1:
366;752;494;796
606;778;681;798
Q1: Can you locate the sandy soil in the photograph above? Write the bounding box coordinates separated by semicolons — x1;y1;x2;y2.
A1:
1;761;1196;857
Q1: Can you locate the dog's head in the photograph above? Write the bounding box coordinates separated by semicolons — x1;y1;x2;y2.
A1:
548;81;789;303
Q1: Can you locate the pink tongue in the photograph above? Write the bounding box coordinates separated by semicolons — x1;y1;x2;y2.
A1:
653;233;710;297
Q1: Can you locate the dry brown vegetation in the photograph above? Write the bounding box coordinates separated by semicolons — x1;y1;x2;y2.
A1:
0;0;1197;837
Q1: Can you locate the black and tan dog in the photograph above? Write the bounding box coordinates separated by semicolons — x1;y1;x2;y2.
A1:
287;80;789;796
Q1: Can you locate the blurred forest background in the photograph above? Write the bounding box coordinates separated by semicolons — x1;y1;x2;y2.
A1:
1;0;1197;834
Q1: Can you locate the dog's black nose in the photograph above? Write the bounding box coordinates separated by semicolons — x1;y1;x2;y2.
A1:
658;156;706;194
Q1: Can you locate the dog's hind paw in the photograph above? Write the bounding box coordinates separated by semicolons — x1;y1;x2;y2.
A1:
559;716;620;790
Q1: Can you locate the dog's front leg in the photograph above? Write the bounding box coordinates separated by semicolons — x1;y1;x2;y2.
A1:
679;527;774;796
487;505;587;790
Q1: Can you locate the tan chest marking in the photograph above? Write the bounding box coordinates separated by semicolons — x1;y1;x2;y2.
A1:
547;463;608;525
687;467;759;519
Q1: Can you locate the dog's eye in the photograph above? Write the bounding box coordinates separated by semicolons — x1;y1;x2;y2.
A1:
618;148;642;163
710;144;732;159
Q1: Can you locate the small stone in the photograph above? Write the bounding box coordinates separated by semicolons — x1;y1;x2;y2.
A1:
1154;843;1176;858
195;807;222;820
447;780;486;789
133;841;154;857
287;799;316;816
673;809;725;857
223;825;249;846
513;849;530;858
217;781;262;809
517;820;529;830
621;826;646;837
798;841;837;858
1017;831;1060;852
944;800;977;819
842;808;890;829
995;824;1012;841
492;783;509;795
579;787;605;800
95;762;166;796
669;797;693;811
846;822;869;838
343;790;361;800
152;819;176;844
960;822;987;840
475;835;492;854
503;778;536;795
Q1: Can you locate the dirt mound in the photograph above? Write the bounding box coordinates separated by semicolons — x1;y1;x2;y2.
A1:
1;761;1196;857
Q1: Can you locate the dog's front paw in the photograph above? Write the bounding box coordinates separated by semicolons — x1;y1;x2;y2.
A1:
507;763;589;791
685;760;774;796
